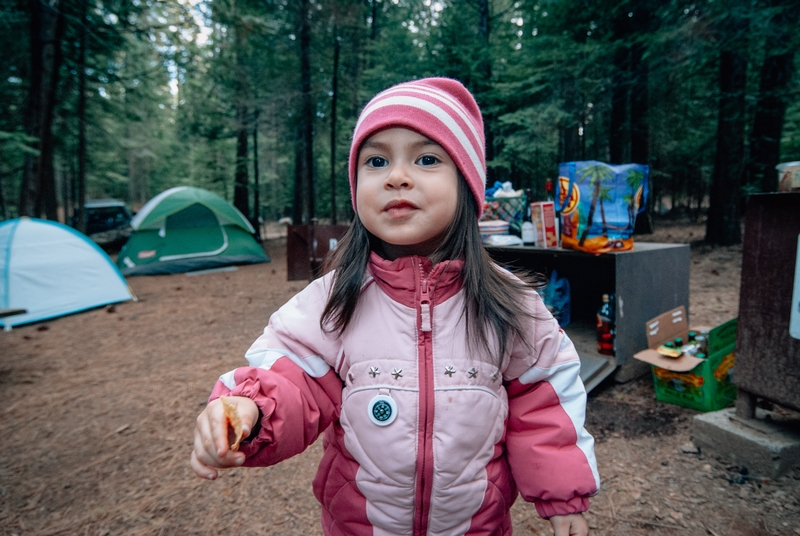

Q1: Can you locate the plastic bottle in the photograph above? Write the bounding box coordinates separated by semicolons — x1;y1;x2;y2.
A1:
596;294;615;356
524;188;533;218
521;221;536;244
521;188;536;244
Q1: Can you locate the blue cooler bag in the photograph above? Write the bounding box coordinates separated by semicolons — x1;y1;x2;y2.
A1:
557;161;649;254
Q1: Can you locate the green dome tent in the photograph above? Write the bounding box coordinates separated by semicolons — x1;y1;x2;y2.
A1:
117;187;269;275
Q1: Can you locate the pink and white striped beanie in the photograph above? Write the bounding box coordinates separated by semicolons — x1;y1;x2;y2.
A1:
348;77;487;218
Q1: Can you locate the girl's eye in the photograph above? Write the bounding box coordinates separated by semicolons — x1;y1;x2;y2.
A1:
417;155;439;166
366;156;388;168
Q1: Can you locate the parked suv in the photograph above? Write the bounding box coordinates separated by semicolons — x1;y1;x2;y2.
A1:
74;199;133;251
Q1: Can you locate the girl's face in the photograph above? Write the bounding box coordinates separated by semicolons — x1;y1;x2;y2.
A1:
356;128;459;260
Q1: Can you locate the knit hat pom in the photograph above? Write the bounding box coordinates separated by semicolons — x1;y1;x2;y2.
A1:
348;78;486;218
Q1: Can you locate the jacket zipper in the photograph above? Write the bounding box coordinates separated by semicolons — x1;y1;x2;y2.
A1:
414;261;434;535
420;276;432;332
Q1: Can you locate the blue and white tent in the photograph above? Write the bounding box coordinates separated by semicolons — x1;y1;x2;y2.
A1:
0;217;135;329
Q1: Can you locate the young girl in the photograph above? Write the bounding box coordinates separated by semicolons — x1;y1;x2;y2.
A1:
191;77;600;536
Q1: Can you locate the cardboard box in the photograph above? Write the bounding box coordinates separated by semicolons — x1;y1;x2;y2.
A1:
530;201;558;248
633;307;738;412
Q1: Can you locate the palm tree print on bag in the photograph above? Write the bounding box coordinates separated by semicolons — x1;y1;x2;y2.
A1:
558;161;649;254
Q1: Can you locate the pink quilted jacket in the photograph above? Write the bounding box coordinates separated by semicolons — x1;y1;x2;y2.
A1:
209;253;600;535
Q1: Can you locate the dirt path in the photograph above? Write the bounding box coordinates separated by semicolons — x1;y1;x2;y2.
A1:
1;221;799;535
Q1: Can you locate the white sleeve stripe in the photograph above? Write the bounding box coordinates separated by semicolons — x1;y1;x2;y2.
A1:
245;348;289;368
517;359;574;386
517;360;601;490
219;370;236;390
244;347;331;378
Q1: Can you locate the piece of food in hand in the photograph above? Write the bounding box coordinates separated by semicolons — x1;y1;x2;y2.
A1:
220;396;244;451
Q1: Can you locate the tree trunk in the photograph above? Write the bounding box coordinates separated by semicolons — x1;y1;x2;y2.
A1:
560;77;581;163
609;35;629;164
608;14;631;164
252;110;261;241
370;0;378;40
625;4;654;233
477;0;489;37
123;49;148;212
293;0;314;225
0;169;7;220
21;0;66;219
749;51;794;192
630;39;653;234
234;104;249;217
60;155;70;224
76;0;87;233
330;31;340;225
476;0;494;184
233;11;249;218
561;124;581;163
215;148;227;199
748;1;798;192
629;43;649;165
706;49;747;245
70;156;77;223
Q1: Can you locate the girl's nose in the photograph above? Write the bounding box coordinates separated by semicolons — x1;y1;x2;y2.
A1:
385;164;413;189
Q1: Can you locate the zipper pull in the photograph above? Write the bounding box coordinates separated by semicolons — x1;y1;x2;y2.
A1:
420;277;431;332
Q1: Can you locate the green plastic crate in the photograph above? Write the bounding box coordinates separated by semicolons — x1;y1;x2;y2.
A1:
651;318;738;412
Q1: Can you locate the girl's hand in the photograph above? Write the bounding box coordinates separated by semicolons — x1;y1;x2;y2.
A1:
190;396;259;480
549;513;589;536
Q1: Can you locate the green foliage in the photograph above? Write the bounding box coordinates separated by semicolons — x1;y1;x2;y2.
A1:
0;2;31;217
3;0;798;223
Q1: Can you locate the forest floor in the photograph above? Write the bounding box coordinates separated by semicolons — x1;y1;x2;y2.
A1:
2;216;800;536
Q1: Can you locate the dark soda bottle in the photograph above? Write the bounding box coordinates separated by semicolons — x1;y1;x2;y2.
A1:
596;294;615;356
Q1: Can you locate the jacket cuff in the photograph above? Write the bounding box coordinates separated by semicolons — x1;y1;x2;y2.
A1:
534;496;589;519
209;378;277;457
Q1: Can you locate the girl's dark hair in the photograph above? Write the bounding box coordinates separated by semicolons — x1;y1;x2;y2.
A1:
320;177;541;364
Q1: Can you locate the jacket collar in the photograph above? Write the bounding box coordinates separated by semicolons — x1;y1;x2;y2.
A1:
367;252;464;308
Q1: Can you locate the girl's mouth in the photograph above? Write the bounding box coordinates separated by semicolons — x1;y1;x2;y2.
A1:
383;200;418;215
